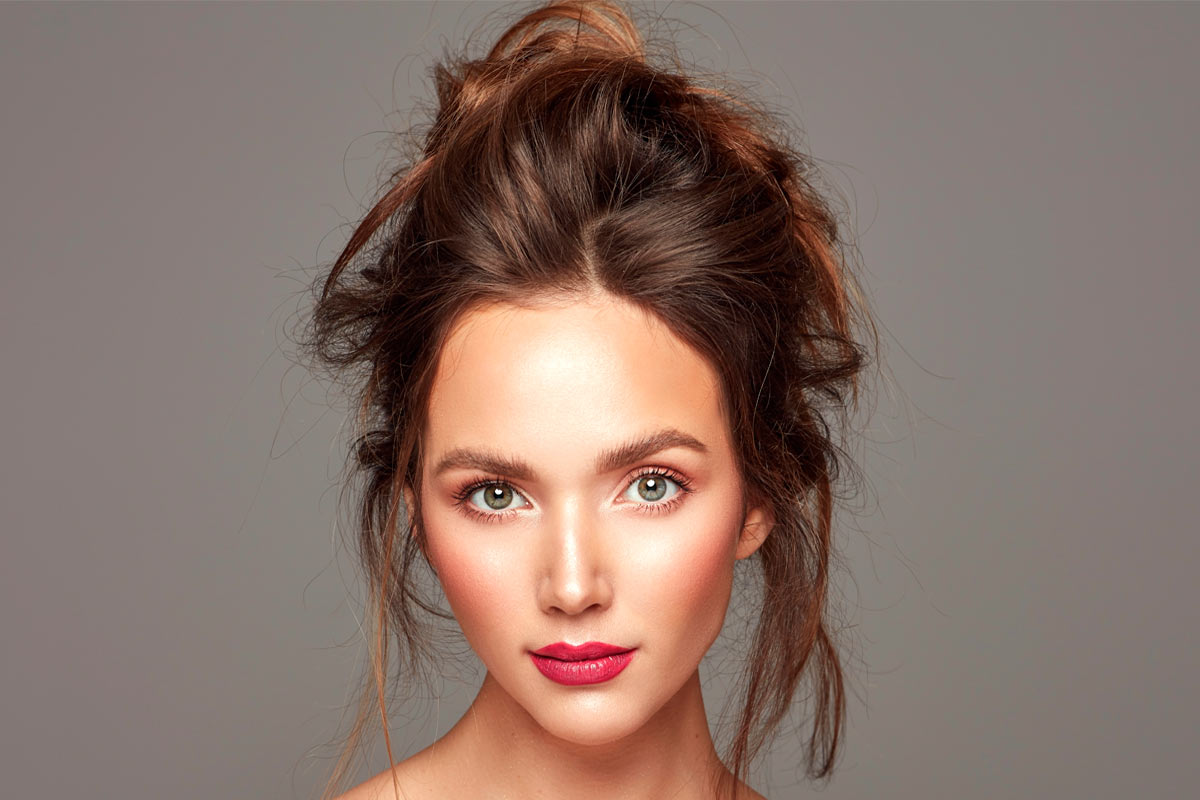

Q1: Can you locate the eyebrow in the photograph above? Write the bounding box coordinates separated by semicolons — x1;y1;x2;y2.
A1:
430;427;709;481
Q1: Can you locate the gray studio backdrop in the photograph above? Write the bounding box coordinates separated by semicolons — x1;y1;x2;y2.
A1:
2;1;1196;798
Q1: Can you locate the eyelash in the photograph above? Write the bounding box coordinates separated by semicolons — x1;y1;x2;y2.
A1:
450;467;695;524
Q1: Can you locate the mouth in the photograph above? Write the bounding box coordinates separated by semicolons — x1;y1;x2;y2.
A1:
529;641;636;686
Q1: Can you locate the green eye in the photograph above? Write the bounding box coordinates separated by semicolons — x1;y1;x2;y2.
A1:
624;473;681;504
636;475;667;501
466;482;529;513
483;484;514;509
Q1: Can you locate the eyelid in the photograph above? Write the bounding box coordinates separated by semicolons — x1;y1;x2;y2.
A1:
450;465;695;522
623;465;692;494
452;477;531;523
618;466;694;513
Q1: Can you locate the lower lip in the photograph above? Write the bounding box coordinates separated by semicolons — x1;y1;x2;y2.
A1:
530;650;635;686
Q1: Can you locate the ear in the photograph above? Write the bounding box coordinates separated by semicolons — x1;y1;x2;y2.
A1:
400;483;434;567
735;496;774;560
400;483;417;533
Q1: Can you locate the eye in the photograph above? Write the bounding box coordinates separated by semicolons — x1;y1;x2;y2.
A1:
464;482;530;513
621;471;685;505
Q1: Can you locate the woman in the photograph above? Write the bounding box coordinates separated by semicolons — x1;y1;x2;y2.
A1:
303;2;879;797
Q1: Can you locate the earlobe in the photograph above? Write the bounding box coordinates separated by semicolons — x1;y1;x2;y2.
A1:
735;502;774;560
400;483;434;568
400;484;416;531
401;484;423;547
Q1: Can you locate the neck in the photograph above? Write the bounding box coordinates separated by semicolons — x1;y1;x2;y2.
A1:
433;669;734;800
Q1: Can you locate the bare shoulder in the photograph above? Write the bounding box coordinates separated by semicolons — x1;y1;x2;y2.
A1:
730;776;770;800
332;754;436;800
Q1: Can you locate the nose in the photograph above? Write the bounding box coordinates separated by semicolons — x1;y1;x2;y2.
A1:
536;503;613;616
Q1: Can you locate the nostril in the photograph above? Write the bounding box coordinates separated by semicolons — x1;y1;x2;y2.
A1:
539;572;613;616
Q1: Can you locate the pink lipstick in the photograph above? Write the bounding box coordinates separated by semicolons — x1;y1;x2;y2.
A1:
530;641;635;686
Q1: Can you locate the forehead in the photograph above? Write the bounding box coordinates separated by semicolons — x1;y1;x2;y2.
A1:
422;296;731;473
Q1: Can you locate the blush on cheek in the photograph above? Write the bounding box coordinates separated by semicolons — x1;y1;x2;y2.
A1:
639;512;741;640
423;518;517;641
681;528;738;620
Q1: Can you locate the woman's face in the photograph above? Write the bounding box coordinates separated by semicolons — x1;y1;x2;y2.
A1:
415;293;772;746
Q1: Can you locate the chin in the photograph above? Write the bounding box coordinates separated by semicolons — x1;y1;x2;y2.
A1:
536;710;646;747
521;687;670;748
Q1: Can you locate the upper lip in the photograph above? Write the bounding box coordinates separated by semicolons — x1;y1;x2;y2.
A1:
531;641;633;661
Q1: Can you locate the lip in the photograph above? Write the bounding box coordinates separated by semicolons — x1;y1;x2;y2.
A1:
532;641;632;661
530;641;636;686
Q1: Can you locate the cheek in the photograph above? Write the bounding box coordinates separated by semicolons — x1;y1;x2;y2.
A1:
629;501;741;636
422;511;524;647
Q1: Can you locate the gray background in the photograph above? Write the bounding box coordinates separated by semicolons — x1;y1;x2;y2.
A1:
2;1;1197;798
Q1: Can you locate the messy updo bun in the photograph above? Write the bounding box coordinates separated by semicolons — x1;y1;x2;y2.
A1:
304;2;879;797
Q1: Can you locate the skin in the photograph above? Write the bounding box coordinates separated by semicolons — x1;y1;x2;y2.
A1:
342;292;773;800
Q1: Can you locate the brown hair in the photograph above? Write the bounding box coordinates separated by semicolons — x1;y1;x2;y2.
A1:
302;1;879;797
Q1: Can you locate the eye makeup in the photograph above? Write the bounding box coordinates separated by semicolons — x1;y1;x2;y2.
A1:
449;465;695;524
